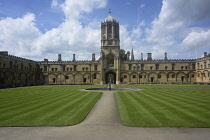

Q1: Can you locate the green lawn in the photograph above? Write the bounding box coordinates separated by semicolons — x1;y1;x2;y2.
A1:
115;84;210;127
0;85;105;126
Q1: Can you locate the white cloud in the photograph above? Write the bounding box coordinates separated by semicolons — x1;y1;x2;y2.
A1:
182;29;210;50
131;25;143;40
34;0;107;60
0;0;210;61
0;13;41;57
120;24;143;52
140;4;145;8
162;0;210;23
31;19;101;60
61;0;107;20
51;0;59;8
0;0;107;61
151;45;166;59
144;0;210;59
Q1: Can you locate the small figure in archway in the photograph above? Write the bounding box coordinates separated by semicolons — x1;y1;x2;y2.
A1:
108;74;112;90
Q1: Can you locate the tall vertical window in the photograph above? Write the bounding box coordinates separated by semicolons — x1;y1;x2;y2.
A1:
150;66;153;70
94;65;97;70
172;63;175;70
9;61;13;69
21;63;24;70
192;64;195;69
204;62;206;69
141;64;144;70
93;73;97;79
129;64;132;70
44;66;47;71
74;65;77;71
156;64;159;70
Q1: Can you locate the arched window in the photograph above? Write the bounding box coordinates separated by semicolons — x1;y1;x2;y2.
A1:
107;54;114;65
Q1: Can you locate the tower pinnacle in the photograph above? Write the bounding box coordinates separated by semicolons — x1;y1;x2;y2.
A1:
131;46;134;60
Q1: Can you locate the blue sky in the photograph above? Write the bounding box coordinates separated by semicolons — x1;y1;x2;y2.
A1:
0;0;210;61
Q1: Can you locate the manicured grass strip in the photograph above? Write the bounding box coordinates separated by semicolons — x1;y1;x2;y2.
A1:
115;84;210;127
115;84;210;90
0;85;103;126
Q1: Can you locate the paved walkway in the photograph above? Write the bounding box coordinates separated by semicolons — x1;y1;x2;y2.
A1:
0;90;210;140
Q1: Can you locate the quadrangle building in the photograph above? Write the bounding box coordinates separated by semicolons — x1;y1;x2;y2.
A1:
0;13;210;88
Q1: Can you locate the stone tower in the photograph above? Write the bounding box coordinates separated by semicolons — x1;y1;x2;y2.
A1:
100;11;121;84
101;12;120;49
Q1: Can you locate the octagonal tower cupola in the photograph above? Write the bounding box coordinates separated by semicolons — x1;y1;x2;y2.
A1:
104;12;116;22
101;10;120;49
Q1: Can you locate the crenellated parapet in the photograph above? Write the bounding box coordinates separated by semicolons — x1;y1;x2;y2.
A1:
39;60;100;65
0;51;37;63
122;59;196;64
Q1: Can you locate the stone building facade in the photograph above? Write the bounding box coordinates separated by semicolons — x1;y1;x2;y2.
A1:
196;52;210;83
0;13;210;88
0;51;45;88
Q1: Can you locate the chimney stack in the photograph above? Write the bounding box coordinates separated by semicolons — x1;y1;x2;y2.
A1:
73;54;76;61
58;54;62;62
44;58;48;62
141;53;143;60
204;52;207;57
92;53;95;61
147;53;152;61
164;52;168;60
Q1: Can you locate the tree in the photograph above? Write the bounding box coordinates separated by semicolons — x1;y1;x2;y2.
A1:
119;49;127;60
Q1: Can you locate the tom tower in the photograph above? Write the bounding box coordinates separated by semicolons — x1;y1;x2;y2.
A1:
100;11;120;84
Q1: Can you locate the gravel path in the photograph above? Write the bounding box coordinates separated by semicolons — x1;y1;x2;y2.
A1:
0;90;210;140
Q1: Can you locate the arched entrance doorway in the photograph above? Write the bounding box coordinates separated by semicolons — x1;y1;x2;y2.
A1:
105;71;116;84
151;77;154;82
